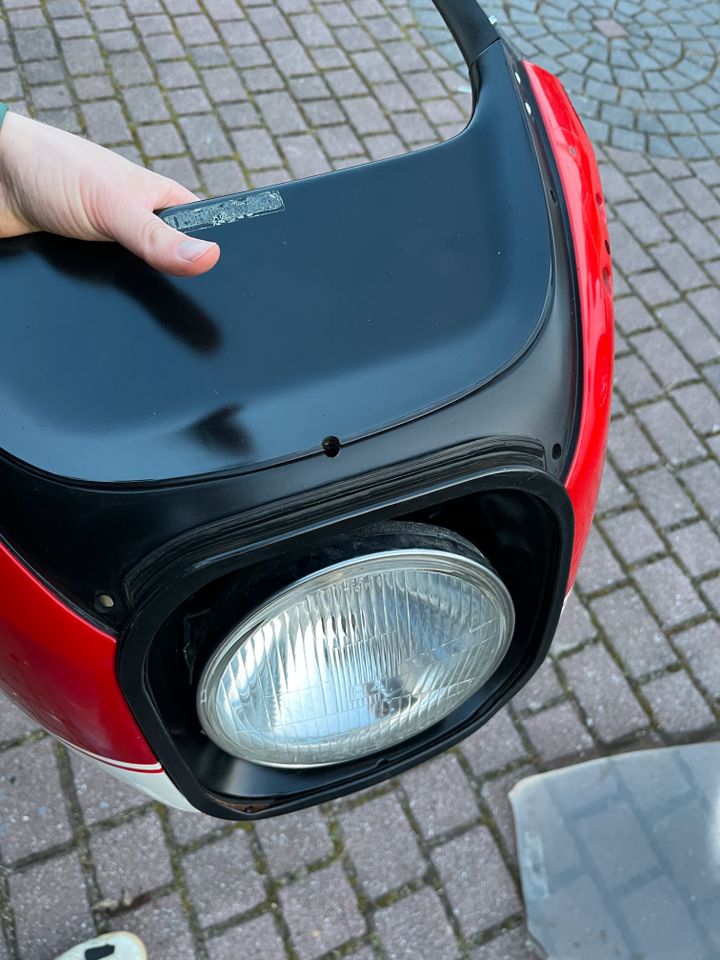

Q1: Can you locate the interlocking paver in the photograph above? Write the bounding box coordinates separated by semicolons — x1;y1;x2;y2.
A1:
634;556;707;628
183;830;266;927
0;738;72;862
522;702;594;764
561;642;649;742
470;928;534;960
480;764;537;855
374;887;458;960
401;754;478;839
601;508;664;566
0;693;38;743
674;620;720;701
432;826;520;937
255;805;332;877
460;707;527;778
280;861;365;960
109;892;195;960
10;852;94;958
2;0;720;954
206;913;287;960
339;792;424;898
643;670;715;734
91;811;173;903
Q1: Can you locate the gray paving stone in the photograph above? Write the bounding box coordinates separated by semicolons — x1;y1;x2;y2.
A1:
10;852;94;958
633;556;707;628
669;521;720;578
0;739;72;862
608;416;659;473
575;526;625;594
511;659;563;714
480;763;536;856
460;707;527;778
280;861;365;960
339;792;424;898
137;121;186;156
256;805;332;877
82;98;132;144
596;461;633;513
522;701;594;764
552;591;597;653
432;826;520;937
206;912;287;960
109;892;195;960
643;670;715;734
374;887;459;960
672;383;720;436
601;508;664;565
591;585;676;678
630;466;698;528
0;693;39;742
637;400;706;466
680;459;720;523
675;620;720;701
631;328;696;388
183;830;266;927
401;753;478;839
91;811;173;903
562;642;648;742
179;112;232;159
470;928;535;960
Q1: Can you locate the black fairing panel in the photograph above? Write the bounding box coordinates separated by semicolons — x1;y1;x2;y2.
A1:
0;42;550;484
0;41;579;625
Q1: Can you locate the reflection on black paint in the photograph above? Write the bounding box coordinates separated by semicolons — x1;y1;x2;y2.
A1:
0;234;221;354
187;403;254;454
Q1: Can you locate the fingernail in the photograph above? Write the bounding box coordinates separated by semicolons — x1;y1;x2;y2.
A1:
178;237;217;262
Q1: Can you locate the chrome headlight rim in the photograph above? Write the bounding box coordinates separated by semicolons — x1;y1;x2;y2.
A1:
197;546;515;768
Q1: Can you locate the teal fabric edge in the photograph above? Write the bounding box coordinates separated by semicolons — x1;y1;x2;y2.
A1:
0;102;8;133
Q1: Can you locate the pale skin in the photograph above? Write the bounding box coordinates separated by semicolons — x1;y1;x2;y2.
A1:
0;111;220;277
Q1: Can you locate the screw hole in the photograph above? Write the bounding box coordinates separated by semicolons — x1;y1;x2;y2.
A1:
549;188;558;204
569;146;577;157
322;436;341;458
551;443;562;461
605;239;611;255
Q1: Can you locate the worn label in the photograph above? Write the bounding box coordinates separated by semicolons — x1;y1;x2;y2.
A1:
161;190;284;232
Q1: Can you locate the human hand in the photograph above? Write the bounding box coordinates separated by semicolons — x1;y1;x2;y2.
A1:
0;112;219;276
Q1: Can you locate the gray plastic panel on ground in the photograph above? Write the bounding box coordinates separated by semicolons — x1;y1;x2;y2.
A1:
510;745;720;960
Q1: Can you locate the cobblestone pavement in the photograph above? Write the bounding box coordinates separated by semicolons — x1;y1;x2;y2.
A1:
1;0;720;956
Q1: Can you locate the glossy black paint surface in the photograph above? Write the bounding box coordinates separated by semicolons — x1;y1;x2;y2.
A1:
1;44;549;484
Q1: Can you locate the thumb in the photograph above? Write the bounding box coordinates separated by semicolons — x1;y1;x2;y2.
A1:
113;206;220;277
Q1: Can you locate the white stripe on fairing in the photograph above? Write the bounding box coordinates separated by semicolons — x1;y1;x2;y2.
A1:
56;737;163;772
63;742;199;813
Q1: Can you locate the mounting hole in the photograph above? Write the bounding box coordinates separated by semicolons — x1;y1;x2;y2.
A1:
605;239;611;255
95;593;115;611
549;188;558;204
551;443;562;461
569;146;577;157
322;436;341;458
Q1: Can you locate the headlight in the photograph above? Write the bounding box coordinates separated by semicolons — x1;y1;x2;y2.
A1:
197;548;514;768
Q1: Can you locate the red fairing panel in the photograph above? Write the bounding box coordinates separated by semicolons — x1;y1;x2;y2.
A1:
525;62;614;590
0;541;158;767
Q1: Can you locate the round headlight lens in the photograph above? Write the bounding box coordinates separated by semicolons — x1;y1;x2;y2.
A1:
197;549;514;768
